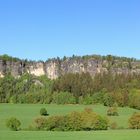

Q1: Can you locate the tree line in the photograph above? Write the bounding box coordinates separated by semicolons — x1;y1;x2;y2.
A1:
0;72;140;109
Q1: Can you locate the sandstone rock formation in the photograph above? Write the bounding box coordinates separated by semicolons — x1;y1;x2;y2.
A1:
0;55;140;79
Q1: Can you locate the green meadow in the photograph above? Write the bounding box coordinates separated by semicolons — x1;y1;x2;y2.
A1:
0;130;140;140
0;104;140;140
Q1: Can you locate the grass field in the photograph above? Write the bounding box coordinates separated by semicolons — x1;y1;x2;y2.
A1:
0;103;140;140
0;130;140;140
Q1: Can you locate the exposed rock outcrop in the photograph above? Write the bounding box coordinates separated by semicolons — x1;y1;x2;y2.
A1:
0;55;140;79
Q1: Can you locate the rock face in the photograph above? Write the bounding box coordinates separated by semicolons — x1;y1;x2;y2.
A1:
45;60;60;79
27;62;45;76
0;56;140;79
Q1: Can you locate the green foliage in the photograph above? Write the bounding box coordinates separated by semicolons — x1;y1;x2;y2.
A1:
52;72;140;109
63;54;136;64
40;108;48;116
46;115;68;131
1;68;140;110
37;109;109;131
129;92;140;110
129;112;140;129
103;93;115;107
80;108;109;130
0;74;15;102
0;54;20;62
52;92;76;104
107;103;119;116
94;115;109;130
78;95;93;105
6;117;21;131
112;89;129;107
66;111;82;131
92;92;105;104
0;74;53;104
34;117;47;130
52;72;93;98
1;103;139;131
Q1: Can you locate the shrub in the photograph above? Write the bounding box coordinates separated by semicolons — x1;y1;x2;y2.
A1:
95;116;109;130
107;107;119;116
81;109;109;130
81;109;98;130
115;92;125;107
129;112;140;129
40;108;48;116
46;115;68;131
92;92;105;104
6;117;21;131
103;93;115;107
66;111;82;131
34;117;47;130
129;93;140;110
107;104;119;116
32;109;109;131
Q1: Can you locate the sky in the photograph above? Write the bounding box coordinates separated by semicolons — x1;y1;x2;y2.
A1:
0;0;140;61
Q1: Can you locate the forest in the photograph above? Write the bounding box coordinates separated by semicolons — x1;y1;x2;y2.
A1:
0;71;140;110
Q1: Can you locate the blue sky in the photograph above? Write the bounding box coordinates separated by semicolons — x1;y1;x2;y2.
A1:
0;0;140;60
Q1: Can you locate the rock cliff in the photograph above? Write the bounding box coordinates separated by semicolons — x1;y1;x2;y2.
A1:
0;55;140;79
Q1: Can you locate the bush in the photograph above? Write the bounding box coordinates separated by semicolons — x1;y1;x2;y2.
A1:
32;109;109;131
6;117;21;131
107;104;119;116
95;116;109;130
129;93;140;110
103;93;115;107
34;117;47;130
66;111;82;131
81;109;109;130
115;92;125;107
40;108;48;116
46;115;68;131
92;92;105;104
129;112;140;129
107;107;119;116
